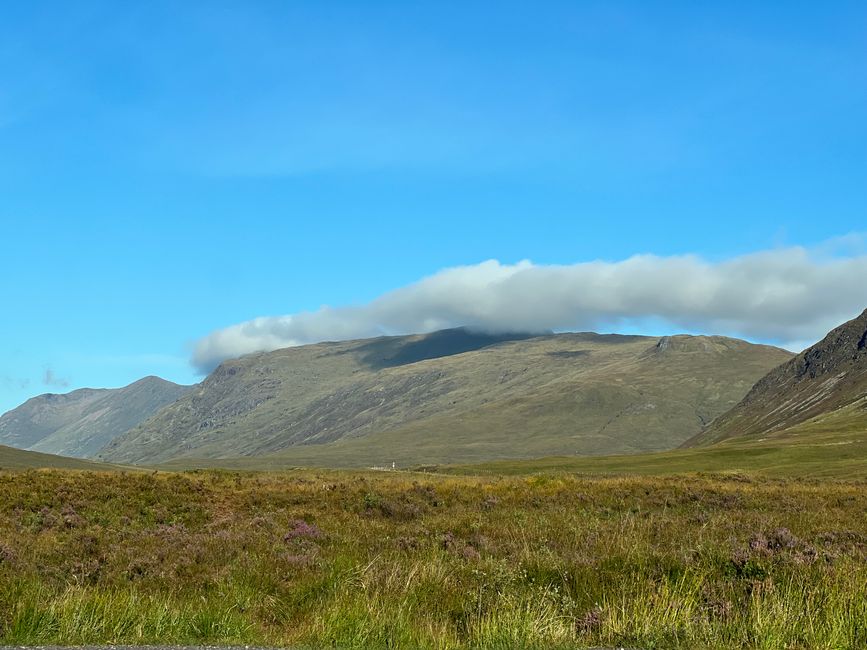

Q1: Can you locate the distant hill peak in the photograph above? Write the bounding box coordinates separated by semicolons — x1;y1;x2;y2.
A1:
0;376;194;458
126;375;183;389
645;334;760;357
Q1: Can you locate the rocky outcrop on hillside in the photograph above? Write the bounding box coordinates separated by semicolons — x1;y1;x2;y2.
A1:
686;308;867;446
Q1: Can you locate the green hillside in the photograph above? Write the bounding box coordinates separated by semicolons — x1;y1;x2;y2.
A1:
441;415;867;480
451;336;867;481
153;399;866;479
105;328;791;466
0;444;109;470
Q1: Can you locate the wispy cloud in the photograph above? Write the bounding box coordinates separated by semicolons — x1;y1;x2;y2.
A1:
0;376;30;391
42;367;70;389
192;241;867;372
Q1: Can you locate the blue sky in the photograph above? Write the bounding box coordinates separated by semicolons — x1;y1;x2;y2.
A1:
2;1;866;413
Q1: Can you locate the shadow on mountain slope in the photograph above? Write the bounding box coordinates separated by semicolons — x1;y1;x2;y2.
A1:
354;327;543;370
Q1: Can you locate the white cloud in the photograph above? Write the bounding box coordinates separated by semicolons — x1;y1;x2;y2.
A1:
191;244;867;372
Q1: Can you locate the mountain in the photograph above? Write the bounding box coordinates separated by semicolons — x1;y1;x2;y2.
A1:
0;376;193;458
0;444;111;470
686;308;867;446
98;328;791;466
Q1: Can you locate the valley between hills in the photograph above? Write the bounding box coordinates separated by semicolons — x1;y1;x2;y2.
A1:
2;311;867;478
1;311;866;649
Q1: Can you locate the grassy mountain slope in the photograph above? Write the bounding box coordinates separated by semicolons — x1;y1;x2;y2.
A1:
686;307;867;447
0;444;109;470
0;376;192;458
443;407;867;480
101;328;791;466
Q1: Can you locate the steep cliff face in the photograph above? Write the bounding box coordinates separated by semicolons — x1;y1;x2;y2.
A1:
686;308;867;446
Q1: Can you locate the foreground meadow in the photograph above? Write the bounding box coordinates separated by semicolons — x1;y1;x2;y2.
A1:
0;469;865;649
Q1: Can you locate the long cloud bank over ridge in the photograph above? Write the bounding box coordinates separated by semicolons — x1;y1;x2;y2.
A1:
192;245;867;372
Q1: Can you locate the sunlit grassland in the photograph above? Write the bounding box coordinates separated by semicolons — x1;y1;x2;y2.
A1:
0;468;865;648
6;394;861;648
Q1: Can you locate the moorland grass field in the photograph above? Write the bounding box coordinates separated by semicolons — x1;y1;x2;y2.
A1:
443;399;867;482
0;468;865;649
